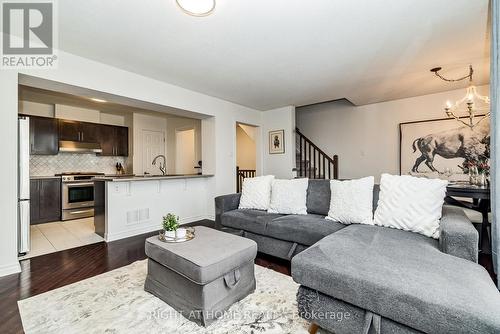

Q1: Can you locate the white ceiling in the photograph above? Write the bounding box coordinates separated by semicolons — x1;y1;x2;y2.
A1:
57;0;490;110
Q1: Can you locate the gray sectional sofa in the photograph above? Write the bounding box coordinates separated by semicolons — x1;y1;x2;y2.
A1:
215;179;500;334
215;179;477;262
215;180;350;260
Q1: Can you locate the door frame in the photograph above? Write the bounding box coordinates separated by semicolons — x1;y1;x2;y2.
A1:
234;121;262;192
175;126;196;174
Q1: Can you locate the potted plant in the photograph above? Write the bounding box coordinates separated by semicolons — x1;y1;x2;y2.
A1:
162;213;179;239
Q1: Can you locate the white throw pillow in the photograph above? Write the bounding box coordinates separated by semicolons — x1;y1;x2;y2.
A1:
373;174;448;239
326;176;374;225
268;178;309;215
239;175;275;210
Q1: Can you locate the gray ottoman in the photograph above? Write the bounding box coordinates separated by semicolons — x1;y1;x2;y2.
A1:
144;226;257;326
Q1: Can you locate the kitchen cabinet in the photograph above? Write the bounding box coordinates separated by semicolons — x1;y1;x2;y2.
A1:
30;178;61;224
29;116;59;155
98;125;115;156
98;125;128;156
80;122;100;143
58;119;80;141
45;118;128;156
30;180;40;223
59;119;99;143
114;126;129;156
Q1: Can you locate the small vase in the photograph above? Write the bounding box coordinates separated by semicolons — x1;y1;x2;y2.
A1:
164;230;176;239
469;166;478;185
476;173;487;187
175;228;186;239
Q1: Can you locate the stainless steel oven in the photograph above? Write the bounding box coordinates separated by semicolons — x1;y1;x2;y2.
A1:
60;173;103;220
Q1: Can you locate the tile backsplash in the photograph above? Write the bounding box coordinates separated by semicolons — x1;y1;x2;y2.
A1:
30;153;128;176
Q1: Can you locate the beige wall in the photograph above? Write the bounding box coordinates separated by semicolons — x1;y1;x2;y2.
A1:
236;124;256;170
19;100;126;126
296;85;490;181
19;100;54;117
55;104;100;123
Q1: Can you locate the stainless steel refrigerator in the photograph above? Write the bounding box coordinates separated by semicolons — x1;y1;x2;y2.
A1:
18;116;30;255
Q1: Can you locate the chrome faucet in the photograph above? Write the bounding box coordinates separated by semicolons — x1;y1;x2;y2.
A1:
152;155;167;175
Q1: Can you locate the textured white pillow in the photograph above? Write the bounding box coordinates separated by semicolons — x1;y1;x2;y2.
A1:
239;175;275;210
373;174;448;239
268;178;309;215
326;176;374;225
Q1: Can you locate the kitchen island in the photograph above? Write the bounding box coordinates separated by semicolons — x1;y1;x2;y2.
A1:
94;174;214;241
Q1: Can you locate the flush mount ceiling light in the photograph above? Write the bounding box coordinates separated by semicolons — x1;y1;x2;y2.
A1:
431;65;490;129
176;0;215;17
90;98;107;103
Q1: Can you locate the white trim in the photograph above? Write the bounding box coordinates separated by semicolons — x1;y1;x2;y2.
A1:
0;261;21;278
104;215;211;242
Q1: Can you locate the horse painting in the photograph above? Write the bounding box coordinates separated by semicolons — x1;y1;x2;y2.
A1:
410;122;489;173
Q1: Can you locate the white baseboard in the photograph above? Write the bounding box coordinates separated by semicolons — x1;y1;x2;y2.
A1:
105;215;211;242
0;261;21;278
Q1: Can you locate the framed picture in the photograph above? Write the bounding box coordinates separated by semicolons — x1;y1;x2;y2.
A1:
269;130;285;154
399;115;490;179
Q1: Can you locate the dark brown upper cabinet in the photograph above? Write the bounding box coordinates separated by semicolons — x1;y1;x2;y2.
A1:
28;116;128;157
114;126;129;156
29;116;59;155
80;122;100;143
98;125;128;156
58;119;80;141
59;119;99;143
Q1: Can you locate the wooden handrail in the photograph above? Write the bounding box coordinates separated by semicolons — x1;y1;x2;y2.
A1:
236;167;256;192
296;127;338;179
296;128;336;165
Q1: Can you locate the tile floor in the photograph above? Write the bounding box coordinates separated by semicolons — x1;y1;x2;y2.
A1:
19;218;104;260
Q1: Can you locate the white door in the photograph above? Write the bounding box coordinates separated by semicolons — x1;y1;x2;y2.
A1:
175;129;196;174
142;130;165;175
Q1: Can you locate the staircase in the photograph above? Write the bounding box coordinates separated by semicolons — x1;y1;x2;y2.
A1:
295;128;338;179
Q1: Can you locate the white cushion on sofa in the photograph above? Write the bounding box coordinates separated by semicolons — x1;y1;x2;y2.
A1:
373;173;448;239
268;178;309;215
239;175;275;210
326;176;374;225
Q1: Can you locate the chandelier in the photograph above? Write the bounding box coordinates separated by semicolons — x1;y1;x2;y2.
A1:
430;65;490;129
176;0;215;17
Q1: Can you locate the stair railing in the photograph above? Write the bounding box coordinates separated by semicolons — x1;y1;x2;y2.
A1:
296;127;338;179
236;167;256;192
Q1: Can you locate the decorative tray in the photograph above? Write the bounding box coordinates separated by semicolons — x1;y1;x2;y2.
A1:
159;227;195;243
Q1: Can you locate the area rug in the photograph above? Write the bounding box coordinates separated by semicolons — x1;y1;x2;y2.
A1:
18;260;311;334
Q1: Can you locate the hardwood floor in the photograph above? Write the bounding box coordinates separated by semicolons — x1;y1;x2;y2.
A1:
0;219;496;334
0;229;158;334
0;220;290;334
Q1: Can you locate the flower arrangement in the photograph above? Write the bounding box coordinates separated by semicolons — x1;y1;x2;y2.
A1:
461;158;490;175
162;213;179;232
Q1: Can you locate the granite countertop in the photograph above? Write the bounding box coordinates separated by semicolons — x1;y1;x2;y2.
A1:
94;174;214;182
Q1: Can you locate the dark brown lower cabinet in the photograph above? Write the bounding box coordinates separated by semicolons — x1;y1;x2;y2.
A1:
30;178;61;224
